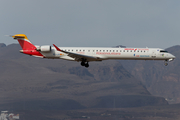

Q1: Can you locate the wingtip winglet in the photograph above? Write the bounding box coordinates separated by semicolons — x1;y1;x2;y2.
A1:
53;44;61;51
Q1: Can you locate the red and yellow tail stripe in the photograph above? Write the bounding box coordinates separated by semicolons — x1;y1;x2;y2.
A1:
12;34;29;40
12;34;44;57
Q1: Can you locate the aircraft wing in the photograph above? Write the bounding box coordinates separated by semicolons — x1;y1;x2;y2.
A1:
53;44;101;61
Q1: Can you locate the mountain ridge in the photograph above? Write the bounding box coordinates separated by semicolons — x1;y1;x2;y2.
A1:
0;43;171;110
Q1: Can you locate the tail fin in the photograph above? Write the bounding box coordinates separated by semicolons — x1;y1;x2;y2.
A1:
12;34;36;50
11;34;43;57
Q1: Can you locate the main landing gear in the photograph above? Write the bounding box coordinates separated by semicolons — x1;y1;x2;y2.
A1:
81;61;89;68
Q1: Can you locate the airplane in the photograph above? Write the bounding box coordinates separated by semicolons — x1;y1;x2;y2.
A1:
9;34;175;68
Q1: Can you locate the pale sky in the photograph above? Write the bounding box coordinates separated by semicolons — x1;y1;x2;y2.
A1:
1;0;180;49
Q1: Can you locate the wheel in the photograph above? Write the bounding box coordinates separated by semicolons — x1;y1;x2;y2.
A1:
164;62;168;66
85;63;89;68
81;62;85;66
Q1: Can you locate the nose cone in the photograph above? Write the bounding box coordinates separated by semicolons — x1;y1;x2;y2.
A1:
168;54;176;62
171;54;176;59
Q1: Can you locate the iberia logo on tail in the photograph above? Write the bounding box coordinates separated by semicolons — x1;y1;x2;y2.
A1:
12;34;44;57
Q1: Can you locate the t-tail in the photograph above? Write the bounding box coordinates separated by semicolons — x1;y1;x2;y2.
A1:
11;34;43;57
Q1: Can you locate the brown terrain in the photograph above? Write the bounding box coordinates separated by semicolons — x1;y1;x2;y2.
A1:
0;43;180;119
120;45;180;104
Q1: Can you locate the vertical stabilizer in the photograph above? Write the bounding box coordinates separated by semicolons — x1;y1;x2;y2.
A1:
12;34;36;50
11;34;43;57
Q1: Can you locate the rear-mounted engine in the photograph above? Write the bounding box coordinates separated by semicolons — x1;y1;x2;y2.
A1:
36;45;51;52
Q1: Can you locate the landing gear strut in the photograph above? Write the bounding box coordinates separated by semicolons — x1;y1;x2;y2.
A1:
81;61;89;68
164;60;168;66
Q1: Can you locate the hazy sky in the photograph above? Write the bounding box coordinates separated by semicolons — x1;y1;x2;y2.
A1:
1;0;180;49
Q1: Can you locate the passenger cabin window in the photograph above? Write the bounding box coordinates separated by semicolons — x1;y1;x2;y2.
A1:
160;50;168;53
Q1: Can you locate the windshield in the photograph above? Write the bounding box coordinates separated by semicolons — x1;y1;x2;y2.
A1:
160;50;168;53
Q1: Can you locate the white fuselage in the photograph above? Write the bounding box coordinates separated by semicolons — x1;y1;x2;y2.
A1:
10;34;176;67
40;47;175;62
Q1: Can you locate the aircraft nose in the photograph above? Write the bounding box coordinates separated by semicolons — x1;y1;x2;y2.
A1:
169;54;176;60
171;54;176;59
167;54;175;62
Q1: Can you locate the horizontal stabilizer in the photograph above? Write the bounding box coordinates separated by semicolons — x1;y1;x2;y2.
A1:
7;34;29;40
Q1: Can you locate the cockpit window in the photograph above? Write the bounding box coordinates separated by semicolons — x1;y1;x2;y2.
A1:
160;50;168;53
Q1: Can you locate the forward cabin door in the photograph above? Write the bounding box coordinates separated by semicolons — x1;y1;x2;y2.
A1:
151;50;156;59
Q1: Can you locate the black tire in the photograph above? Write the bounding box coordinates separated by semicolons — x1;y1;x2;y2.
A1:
164;62;168;66
81;62;85;66
85;63;89;68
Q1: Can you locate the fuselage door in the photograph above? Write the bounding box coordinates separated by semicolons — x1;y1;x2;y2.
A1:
151;50;156;58
165;53;168;58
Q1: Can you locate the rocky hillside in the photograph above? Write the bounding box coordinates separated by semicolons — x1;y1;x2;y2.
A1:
0;43;168;110
121;45;180;104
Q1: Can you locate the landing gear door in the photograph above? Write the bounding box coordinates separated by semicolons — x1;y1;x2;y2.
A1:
151;50;156;58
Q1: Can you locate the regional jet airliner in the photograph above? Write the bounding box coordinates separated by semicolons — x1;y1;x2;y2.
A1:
9;34;175;67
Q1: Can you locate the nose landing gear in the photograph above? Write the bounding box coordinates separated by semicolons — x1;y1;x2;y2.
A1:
164;60;168;66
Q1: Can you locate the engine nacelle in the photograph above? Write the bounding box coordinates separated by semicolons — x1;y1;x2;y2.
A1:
36;45;51;52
